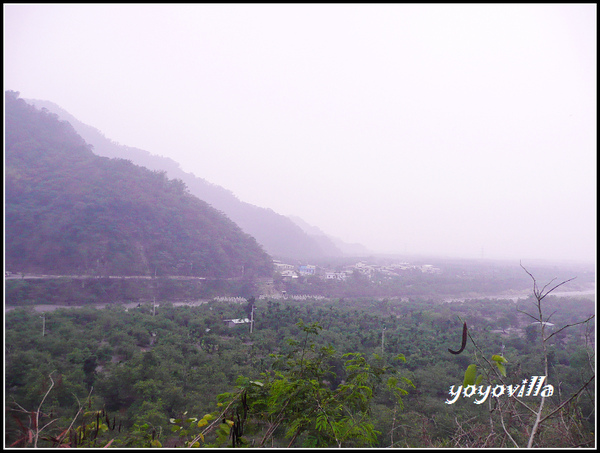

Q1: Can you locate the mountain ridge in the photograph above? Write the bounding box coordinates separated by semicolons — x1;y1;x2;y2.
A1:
287;215;371;256
6;90;273;278
25;98;369;261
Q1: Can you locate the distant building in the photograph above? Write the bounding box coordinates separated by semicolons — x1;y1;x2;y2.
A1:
352;262;376;276
420;264;441;274
223;318;251;328
273;260;295;272
280;270;298;279
298;265;316;276
530;321;555;328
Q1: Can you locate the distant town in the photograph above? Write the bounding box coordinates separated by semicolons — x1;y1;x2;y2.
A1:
273;259;441;281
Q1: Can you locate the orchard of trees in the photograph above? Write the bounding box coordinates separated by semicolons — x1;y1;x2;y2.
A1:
5;273;595;448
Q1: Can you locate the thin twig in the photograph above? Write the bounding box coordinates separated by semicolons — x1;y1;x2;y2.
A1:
538;278;576;302
187;393;241;447
495;396;519;447
538;374;595;425
545;315;595;342
34;372;56;448
519;264;584;448
516;308;540;322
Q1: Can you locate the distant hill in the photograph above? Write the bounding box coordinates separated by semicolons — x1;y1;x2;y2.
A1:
5;91;273;278
287;216;371;256
25;98;352;261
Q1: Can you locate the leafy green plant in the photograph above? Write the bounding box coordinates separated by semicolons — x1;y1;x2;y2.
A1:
163;320;413;448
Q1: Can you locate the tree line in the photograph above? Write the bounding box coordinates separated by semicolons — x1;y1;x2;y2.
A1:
5;280;594;448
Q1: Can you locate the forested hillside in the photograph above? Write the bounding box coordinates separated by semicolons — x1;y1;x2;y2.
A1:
5;91;272;278
5;291;595;448
24;98;352;261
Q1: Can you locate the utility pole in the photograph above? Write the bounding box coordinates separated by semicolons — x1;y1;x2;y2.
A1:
40;314;45;337
381;326;386;353
250;303;255;334
152;273;157;316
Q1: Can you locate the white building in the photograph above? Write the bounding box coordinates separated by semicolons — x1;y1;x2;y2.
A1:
420;264;441;274
274;260;295;271
223;318;251;328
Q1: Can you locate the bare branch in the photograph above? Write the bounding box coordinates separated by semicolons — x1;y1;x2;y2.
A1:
538;277;576;302
520;261;538;292
539;277;558;298
38;418;59;436
9;399;30;414
584;322;596;373
34;372;56;448
519;262;576;301
519;264;587;448
538;374;595;425
527;394;547;448
545;315;595;342
497;402;519;448
545;309;558;324
536;277;556;300
516;308;540;323
61;388;94;445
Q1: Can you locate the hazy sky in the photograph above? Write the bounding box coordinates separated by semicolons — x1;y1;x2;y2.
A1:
4;4;597;263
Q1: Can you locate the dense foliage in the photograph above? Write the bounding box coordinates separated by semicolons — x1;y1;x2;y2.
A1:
5;91;273;278
4;277;261;307
5;292;594;448
3;93;595;449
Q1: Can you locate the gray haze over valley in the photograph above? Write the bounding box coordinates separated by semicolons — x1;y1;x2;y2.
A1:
24;97;367;261
4;4;596;263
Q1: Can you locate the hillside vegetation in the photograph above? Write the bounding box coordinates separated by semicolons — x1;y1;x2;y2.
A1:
5;91;272;278
5;291;595;448
25;98;351;261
